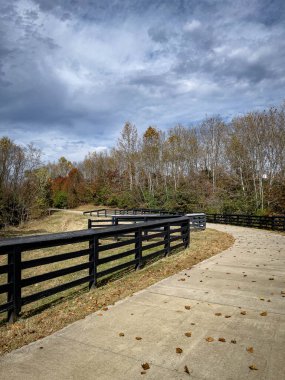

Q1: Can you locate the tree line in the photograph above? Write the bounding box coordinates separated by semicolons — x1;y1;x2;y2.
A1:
1;103;284;226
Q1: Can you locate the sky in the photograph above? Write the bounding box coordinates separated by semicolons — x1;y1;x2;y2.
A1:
1;0;285;162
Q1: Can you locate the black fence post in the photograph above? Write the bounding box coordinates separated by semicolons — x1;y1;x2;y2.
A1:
271;217;275;230
89;236;98;289
88;219;92;229
135;228;142;270
164;223;170;256
182;220;190;248
8;246;22;323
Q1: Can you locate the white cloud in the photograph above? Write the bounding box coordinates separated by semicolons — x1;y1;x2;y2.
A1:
183;19;201;32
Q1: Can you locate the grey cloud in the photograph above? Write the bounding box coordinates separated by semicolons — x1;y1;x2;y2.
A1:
148;27;169;43
0;0;285;161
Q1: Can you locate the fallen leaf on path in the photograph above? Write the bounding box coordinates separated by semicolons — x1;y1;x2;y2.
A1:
218;337;226;342
184;365;190;375
231;339;237;344
179;278;186;281
249;364;258;370
269;278;274;280
260;311;267;316
185;332;192;337
225;315;231;318
206;337;214;342
247;347;254;353
141;363;150;370
176;347;183;354
119;332;125;337
102;307;108;311
215;312;222;316
136;337;142;340
240;311;247;315
185;305;191;310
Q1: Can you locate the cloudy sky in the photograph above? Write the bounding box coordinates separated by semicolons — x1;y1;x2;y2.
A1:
1;0;285;162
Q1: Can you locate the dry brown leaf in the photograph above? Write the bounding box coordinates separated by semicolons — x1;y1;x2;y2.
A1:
247;346;254;353
179;278;186;281
141;371;146;375
281;291;285;295
260;311;267;316
136;337;142;340
269;278;274;280
206;337;214;342
231;339;237;344
225;315;231;318
249;364;258;370
215;312;222;316
102;307;108;311
184;365;190;375
240;311;246;315
185;332;192;337
141;363;150;370
119;332;125;337
218;337;226;342
176;347;183;354
185;305;191;310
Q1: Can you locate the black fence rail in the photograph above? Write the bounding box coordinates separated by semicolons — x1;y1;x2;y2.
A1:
186;213;206;230
83;208;109;217
206;214;285;231
0;217;190;322
88;213;206;232
83;208;182;217
88;214;206;231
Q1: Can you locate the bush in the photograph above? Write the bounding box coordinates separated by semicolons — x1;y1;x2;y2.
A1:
53;191;68;208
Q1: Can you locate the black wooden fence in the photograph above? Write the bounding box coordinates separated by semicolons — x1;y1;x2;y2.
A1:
83;208;182;217
88;213;206;231
206;214;285;231
0;217;190;322
88;214;182;229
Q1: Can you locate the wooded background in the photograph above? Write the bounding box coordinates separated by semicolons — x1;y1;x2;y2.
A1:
1;103;284;226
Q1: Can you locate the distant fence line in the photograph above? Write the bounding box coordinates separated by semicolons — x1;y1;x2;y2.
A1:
83;208;284;231
0;216;190;323
88;213;206;231
83;208;183;217
206;214;285;231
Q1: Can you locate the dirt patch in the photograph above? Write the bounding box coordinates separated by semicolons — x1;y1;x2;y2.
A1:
0;228;234;355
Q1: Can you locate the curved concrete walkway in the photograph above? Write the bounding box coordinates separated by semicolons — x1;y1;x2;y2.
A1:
0;224;284;379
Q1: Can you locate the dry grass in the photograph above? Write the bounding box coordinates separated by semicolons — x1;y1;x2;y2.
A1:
0;211;90;239
0;221;234;355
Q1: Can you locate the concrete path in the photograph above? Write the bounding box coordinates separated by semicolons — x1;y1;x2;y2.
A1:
1;224;285;379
